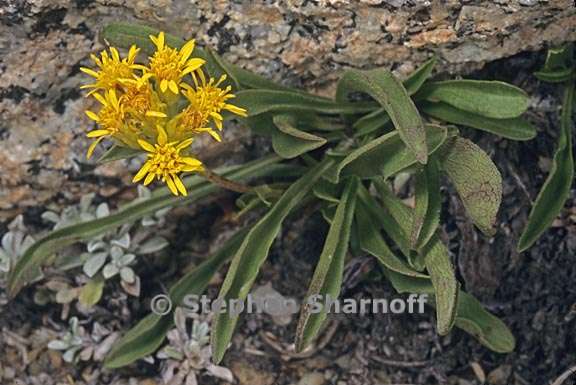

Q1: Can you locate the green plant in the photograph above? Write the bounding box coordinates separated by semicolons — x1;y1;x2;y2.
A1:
518;43;575;251
7;23;541;367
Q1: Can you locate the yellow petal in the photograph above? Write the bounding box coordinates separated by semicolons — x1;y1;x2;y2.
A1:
108;89;119;107
207;129;222;142
132;162;151;182
127;45;139;62
137;139;156;153
87;129;110;138
179;39;196;63
144;172;155;186
85;110;100;121
86;137;103;159
157;125;168;145
165;175;179;196
168;80;179;94
225;104;248;117
181;157;203;167
110;47;120;62
80;67;99;78
173;174;188;196
93;92;106;105
176;138;194;150
145;111;167;118
182;58;205;74
160;79;169;93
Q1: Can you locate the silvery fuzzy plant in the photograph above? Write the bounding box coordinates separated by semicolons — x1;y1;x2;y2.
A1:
42;193;169;307
0;215;34;276
0;215;33;308
157;308;234;385
48;316;119;363
8;22;553;369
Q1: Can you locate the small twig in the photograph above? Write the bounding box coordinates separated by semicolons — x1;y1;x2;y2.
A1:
550;365;576;385
201;168;253;194
259;320;340;360
371;355;430;368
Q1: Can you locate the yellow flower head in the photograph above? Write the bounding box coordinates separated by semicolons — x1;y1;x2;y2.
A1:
183;72;247;131
85;89;124;158
80;45;140;93
119;73;166;119
80;33;246;195
133;125;204;196
147;32;205;94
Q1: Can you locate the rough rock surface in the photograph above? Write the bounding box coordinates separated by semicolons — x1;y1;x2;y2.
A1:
0;0;575;215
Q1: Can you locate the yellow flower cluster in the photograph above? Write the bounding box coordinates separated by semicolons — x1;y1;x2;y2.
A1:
80;32;247;196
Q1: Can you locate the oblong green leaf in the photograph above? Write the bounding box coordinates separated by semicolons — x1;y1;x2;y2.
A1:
104;229;246;368
419;80;529;119
356;200;428;278
295;178;358;351
327;125;448;183
421;237;459;335
98;145;143;163
440;137;502;236
420;101;537;141
384;269;515;353
236;89;376;116
518;81;574;251
373;182;458;333
337;69;428;163
271;115;327;159
353;57;437;137
411;158;441;249
534;68;574;83
7;156;283;296
211;159;334;364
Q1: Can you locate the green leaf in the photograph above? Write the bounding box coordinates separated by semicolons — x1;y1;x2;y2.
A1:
104;229;246;368
404;57;438;94
353;57;437;137
337;69;428;163
211;159;334;364
327;124;448;183
313;179;342;204
98;145;143;163
384;269;515;353
358;185;411;260
295;177;358;351
7;156;283;296
420;101;537;141
410;158;441;249
78;274;105;308
440;137;502;236
419;80;529;119
518;81;574;251
271;115;327;159
236;89;376;116
535;43;574;83
371;182;458;334
101;23;185;54
421;237;459;335
534;68;574;83
356;200;428;278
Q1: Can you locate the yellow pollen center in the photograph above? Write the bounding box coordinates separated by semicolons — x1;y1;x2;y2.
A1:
149;145;182;176
149;48;183;82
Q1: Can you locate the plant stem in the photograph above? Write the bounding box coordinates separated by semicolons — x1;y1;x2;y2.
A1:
202;168;253;194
